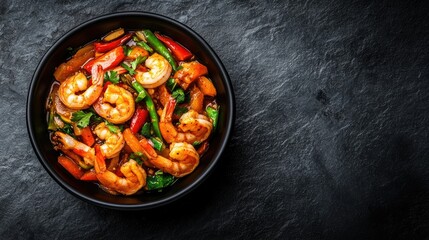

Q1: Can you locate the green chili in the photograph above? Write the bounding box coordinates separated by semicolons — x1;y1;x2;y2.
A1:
131;81;147;102
141;29;178;71
130;81;163;141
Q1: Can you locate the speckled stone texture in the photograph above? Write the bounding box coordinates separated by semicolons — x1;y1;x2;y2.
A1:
1;0;429;239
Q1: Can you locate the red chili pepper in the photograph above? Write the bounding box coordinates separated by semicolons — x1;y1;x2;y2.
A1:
154;32;193;61
83;46;125;73
94;33;132;53
129;108;149;134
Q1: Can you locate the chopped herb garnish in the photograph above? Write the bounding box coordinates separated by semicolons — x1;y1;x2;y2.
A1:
146;170;176;191
61;122;74;136
166;78;178;92
123;45;132;56
121;56;146;76
131;55;146;70
104;70;120;84
71;111;93;128
105;121;120;133
174;106;188;116
171;88;185;103
140;122;152;138
121;63;135;75
136;41;153;53
129;152;144;165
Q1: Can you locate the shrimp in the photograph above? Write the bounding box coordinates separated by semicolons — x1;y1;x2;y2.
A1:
93;122;125;158
94;146;146;195
93;84;135;124
174;61;208;90
135;53;172;88
159;98;213;144
140;138;199;177
53;131;95;166
58;65;104;110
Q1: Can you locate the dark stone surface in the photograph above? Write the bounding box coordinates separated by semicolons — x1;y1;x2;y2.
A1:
1;0;429;239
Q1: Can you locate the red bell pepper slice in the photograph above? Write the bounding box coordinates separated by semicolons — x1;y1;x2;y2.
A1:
58;156;84;179
129;108;149;134
94;33;132;53
80;126;95;147
83;46;125;73
154;33;193;61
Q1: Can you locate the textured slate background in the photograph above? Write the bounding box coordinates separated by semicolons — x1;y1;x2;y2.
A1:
1;0;429;239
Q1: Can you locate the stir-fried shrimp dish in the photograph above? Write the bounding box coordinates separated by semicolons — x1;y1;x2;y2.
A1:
47;28;219;195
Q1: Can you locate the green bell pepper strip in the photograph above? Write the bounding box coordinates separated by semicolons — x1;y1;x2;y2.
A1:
142;29;178;71
130;81;163;141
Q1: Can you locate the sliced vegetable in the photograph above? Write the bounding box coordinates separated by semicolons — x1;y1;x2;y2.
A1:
127;46;149;60
154;32;193;61
143;88;162;141
83;46;125;73
80;169;98;181
206;106;219;129
130;108;149;134
136;41;153;53
149;137;164;151
61;149;92;169
141;29;178;71
129;81;163;141
103;28;125;42
80;126;95;146
146;170;176;191
58;156;84;179
128;81;145;102
54;44;95;82
94;33;132;53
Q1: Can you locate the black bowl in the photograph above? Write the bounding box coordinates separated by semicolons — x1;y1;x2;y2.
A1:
26;12;235;210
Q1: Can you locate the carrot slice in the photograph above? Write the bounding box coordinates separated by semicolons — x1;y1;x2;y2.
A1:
80;169;98;181
80;126;95;146
58;156;84;179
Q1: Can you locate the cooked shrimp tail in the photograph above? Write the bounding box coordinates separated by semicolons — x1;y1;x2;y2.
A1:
94;145;146;195
160;98;213;144
140;138;199;177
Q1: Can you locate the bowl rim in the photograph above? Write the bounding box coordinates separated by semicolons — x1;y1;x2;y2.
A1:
26;11;235;210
